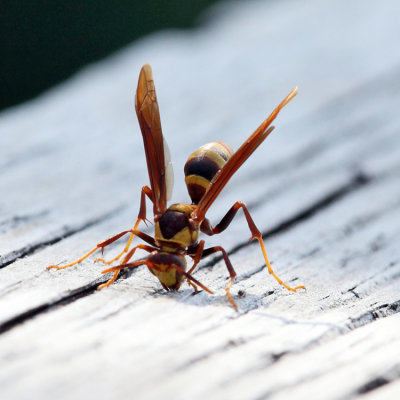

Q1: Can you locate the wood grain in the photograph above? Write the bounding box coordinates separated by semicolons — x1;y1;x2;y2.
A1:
1;0;400;399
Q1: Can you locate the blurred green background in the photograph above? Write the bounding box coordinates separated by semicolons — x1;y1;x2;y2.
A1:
0;0;218;111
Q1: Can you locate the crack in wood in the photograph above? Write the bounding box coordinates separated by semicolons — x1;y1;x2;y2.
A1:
247;63;400;189
0;210;49;234
0;171;383;337
0;279;102;334
348;288;361;299
347;300;400;331
355;364;400;395
0;205;126;269
173;332;265;373
0;172;373;336
341;259;399;297
358;377;391;394
0;262;145;335
169;298;400;391
238;303;400;400
201;171;372;270
173;313;347;376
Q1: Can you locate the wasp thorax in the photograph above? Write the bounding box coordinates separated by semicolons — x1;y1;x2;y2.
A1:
184;142;233;204
158;209;188;239
155;204;198;250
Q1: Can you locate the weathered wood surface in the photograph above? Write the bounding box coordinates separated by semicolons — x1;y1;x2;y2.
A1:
1;0;400;399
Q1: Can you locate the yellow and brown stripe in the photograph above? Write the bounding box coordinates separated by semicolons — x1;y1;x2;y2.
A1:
184;142;233;204
155;203;198;251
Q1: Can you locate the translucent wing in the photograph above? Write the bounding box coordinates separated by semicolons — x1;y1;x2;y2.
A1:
163;137;174;202
135;64;174;215
193;87;298;222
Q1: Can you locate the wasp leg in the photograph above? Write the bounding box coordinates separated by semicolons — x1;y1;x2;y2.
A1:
187;280;198;292
200;201;305;292
102;261;214;295
96;186;154;264
120;244;155;264
165;263;213;295
187;240;205;275
97;244;156;290
199;246;238;310
100;260;148;290
47;229;134;271
186;240;206;292
47;229;157;271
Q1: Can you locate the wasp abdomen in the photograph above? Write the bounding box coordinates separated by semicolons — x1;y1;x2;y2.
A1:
184;142;233;204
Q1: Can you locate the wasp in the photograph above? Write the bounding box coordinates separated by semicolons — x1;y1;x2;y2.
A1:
48;64;305;310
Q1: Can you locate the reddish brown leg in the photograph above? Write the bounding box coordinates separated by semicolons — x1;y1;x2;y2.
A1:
48;186;154;271
121;244;155;264
201;201;305;292
101;261;214;294
186;240;206;291
96;186;154;264
47;229;157;271
201;246;238;310
99;260;148;290
187;240;205;275
47;229;134;271
97;244;156;290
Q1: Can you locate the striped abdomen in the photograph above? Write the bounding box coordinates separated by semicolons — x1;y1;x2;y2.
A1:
184;142;233;204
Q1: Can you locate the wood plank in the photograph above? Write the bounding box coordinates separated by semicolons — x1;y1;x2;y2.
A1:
1;0;400;399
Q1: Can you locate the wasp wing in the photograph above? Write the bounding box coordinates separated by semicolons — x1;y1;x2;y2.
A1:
163;137;174;202
135;64;173;215
192;87;298;222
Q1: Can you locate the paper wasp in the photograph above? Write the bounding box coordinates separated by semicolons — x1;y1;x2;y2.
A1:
48;64;305;309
